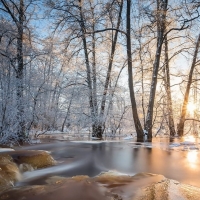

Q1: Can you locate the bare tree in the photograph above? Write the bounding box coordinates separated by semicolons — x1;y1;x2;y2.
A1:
177;33;200;136
163;36;176;136
144;0;168;139
96;0;124;138
126;0;143;139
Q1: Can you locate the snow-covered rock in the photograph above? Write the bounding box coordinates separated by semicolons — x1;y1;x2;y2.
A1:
0;148;14;152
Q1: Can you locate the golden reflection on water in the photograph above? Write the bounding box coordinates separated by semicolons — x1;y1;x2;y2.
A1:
187;151;198;169
186;135;196;143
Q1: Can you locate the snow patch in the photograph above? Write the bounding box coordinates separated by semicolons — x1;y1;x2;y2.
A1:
168;180;185;200
0;148;14;152
181;141;195;145
97;170;135;177
70;140;104;144
123;135;134;140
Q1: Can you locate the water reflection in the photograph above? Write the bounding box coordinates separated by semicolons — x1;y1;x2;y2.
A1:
187;151;198;169
186;135;196;143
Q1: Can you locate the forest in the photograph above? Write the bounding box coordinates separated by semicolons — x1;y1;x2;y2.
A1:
0;0;200;144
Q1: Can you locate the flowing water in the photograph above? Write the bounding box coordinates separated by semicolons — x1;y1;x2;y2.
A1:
13;137;200;188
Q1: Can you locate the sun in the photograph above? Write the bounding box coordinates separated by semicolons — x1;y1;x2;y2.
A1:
187;103;196;113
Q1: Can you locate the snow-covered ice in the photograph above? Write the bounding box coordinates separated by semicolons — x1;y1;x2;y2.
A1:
123;135;134;140
0;148;14;152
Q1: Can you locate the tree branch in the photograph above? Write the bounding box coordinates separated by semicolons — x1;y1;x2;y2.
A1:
185;118;200;123
0;0;19;26
85;28;127;36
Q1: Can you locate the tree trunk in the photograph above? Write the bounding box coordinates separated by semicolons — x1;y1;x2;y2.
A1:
163;37;176;136
177;33;200;136
90;1;98;120
16;0;26;142
139;38;146;128
90;2;99;137
61;94;73;132
61;80;77;132
96;0;124;138
126;0;143;139
144;0;168;138
78;0;96;136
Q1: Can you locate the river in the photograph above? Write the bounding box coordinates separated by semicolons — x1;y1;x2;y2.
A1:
14;136;200;188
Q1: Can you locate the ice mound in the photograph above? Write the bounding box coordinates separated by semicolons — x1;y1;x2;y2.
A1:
1;172;200;200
